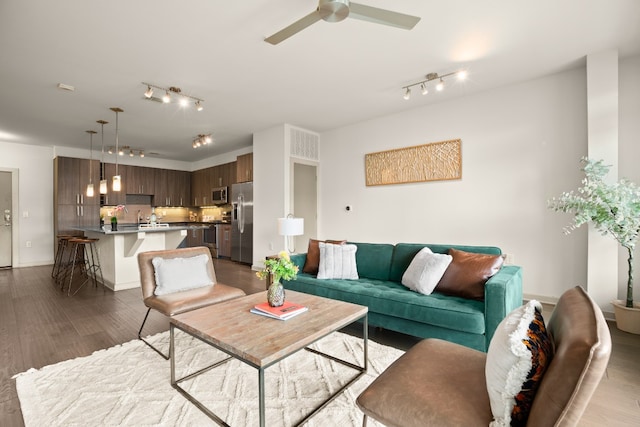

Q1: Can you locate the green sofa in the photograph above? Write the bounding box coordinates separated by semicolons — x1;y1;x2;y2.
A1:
285;242;523;351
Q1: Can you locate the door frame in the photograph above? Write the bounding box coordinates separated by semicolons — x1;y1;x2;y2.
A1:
0;168;19;268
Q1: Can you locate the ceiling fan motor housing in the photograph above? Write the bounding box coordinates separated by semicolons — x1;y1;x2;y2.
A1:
318;0;350;22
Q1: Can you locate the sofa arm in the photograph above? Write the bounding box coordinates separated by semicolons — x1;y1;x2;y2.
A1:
484;265;523;350
290;253;307;271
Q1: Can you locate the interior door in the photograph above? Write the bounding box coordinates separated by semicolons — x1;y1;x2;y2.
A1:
0;171;12;267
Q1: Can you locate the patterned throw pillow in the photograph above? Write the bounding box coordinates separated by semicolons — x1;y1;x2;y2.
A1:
485;300;554;427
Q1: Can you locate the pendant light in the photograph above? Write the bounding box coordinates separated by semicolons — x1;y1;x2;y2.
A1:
110;107;123;192
85;130;97;197
97;119;108;194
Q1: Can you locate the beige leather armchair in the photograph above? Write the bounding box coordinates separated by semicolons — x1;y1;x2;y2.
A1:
137;246;245;359
356;286;611;426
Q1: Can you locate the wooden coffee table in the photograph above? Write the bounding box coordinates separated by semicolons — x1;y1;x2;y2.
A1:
169;290;368;427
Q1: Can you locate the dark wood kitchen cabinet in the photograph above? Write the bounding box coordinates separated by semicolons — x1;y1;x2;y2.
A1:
54;156;100;236
236;153;253;183
186;227;204;247
155;169;191;206
125;165;155;195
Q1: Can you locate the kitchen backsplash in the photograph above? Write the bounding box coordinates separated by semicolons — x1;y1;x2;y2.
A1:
101;204;232;224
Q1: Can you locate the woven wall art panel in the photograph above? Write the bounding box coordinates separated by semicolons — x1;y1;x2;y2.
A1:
365;139;462;186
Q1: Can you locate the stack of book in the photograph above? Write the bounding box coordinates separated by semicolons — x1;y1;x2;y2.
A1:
251;301;308;320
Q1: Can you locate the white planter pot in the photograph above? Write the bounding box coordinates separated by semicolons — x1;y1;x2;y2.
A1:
611;300;640;335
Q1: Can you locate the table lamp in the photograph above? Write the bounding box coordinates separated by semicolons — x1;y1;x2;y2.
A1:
278;215;304;253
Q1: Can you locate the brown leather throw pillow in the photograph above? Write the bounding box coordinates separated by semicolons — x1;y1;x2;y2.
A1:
302;239;347;275
435;248;505;300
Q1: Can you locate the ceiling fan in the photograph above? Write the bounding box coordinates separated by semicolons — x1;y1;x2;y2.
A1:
264;0;421;45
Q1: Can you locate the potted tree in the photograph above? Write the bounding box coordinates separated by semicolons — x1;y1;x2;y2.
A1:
549;158;640;333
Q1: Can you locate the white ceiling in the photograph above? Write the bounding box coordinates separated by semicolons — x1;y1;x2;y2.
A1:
1;0;638;163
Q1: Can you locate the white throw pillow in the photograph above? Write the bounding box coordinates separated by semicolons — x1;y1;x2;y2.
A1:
401;247;453;295
485;300;553;427
317;242;359;280
152;254;213;296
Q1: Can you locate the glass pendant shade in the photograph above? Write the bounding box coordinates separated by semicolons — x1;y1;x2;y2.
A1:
99;179;108;194
112;175;121;192
86;183;94;197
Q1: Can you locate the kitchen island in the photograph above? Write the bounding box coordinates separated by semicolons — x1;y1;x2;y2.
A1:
80;224;209;291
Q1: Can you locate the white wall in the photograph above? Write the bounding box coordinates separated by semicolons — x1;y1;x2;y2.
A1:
319;67;591;305
618;55;640;301
317;56;640;311
0;141;54;267
253;125;287;268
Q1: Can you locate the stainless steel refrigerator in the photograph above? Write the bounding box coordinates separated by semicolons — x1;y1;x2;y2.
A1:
231;182;253;264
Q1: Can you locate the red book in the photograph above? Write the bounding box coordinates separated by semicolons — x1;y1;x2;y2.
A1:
251;301;308;320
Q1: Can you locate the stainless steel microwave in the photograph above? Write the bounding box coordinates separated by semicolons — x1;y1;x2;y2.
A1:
212;186;228;204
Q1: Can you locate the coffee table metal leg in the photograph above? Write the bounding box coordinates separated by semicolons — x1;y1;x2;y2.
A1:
259;368;266;427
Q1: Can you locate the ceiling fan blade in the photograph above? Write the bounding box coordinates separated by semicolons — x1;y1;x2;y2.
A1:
265;10;322;45
349;3;420;30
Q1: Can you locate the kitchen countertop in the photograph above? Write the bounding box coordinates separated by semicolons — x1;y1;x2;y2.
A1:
80;224;210;235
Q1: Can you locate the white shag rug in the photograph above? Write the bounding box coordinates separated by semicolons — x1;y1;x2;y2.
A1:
14;330;403;426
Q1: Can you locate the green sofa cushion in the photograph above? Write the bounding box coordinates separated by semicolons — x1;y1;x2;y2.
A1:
285;273;485;335
388;243;502;282
349;242;395;281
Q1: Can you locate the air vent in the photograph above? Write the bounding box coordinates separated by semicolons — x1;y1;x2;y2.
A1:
290;127;319;161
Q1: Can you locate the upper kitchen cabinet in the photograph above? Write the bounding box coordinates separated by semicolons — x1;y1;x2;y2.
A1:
54;156;100;234
236;153;253;183
125;165;155;195
191;168;210;206
211;161;237;187
155;169;190;207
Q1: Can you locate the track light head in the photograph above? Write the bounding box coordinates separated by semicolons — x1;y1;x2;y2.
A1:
162;91;171;103
144;86;153;98
195;100;203;111
436;79;444;91
139;151;144;158
420;83;428;95
179;97;189;107
403;87;411;100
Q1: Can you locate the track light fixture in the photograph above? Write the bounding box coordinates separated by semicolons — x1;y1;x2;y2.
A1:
192;133;214;149
402;70;467;100
105;145;145;158
142;82;204;111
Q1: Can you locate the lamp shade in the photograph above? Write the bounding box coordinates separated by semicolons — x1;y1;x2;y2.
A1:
278;217;304;236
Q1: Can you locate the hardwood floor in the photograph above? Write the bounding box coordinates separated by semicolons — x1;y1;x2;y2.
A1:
0;261;638;426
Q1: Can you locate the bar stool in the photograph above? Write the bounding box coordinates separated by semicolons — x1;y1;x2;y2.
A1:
53;235;76;287
52;234;70;279
66;237;105;296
